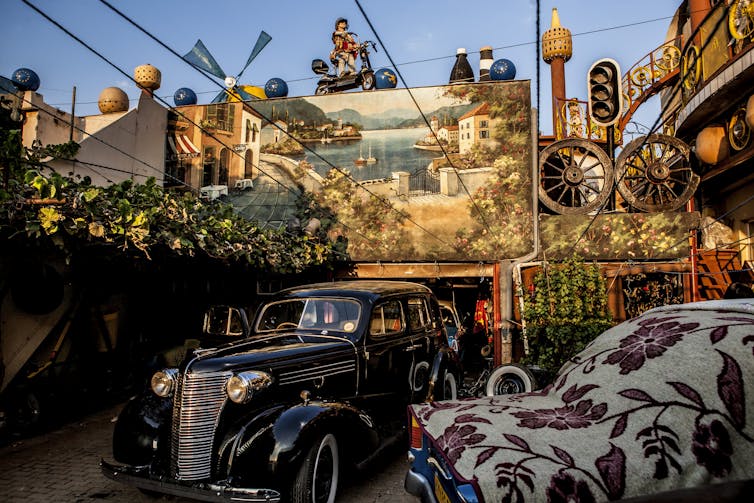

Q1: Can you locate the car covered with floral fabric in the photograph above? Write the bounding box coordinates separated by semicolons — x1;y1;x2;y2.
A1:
405;299;754;502
101;280;456;503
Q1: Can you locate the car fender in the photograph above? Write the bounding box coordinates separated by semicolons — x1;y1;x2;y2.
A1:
225;400;378;481
112;392;173;465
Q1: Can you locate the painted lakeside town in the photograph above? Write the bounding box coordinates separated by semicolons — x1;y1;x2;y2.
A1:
2;1;754;502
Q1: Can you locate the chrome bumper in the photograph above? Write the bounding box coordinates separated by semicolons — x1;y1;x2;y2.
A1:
100;459;281;502
404;467;438;503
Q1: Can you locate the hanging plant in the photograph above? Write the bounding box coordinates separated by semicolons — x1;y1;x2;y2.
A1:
522;255;614;374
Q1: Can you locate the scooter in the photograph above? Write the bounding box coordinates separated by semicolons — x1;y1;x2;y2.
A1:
312;35;377;95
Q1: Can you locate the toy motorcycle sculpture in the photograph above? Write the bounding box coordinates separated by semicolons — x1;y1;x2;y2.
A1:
312;35;377;94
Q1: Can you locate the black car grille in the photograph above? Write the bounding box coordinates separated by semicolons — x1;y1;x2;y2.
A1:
171;371;232;480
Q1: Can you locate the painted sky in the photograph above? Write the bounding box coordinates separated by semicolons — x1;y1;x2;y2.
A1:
2;0;680;137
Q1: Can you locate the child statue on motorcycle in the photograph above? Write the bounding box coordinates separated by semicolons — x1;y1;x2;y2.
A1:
331;17;358;77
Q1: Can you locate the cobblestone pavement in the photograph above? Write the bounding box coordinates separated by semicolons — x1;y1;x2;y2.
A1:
0;401;417;503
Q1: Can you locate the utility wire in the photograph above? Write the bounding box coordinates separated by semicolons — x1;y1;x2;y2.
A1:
95;0;457;252
41;11;688;115
13;90;178;187
566;3;733;257
19;0;416;255
354;0;496;238
16;0;369;258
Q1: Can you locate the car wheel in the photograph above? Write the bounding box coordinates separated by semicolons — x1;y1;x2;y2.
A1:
409;361;430;393
438;371;457;400
290;433;339;503
315;84;329;95
485;364;536;396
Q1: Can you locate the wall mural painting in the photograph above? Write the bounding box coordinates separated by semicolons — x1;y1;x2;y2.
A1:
540;212;701;260
252;81;534;261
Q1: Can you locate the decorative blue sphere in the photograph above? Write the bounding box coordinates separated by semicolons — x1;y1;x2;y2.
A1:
264;78;288;98
11;68;40;91
374;68;398;89
489;59;516;81
173;87;197;106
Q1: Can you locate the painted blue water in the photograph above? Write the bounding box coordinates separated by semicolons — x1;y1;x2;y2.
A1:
302;128;441;181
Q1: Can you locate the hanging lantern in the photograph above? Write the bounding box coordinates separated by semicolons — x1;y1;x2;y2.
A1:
695;125;729;165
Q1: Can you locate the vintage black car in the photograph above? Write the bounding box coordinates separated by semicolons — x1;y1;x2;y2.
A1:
101;280;456;502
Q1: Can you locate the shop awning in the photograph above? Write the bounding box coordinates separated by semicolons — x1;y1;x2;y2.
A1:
168;134;200;159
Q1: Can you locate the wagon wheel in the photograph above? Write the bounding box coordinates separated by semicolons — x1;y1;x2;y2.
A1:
615;134;699;212
538;138;614;214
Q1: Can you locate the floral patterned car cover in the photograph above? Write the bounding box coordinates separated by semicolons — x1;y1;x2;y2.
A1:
411;300;754;502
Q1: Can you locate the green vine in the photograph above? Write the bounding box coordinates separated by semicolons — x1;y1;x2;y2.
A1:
522;255;614;373
0;134;334;274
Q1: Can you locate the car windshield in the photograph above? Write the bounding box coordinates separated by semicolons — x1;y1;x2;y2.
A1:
255;298;361;334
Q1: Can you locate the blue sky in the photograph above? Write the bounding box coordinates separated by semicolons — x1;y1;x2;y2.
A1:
2;0;680;136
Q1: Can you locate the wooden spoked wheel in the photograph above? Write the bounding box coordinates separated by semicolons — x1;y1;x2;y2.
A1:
538;138;614;215
615;134;699;212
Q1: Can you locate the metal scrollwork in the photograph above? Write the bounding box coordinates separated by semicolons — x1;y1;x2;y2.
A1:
538;138;614;215
615;134;699;212
654;45;681;74
682;45;701;91
631;66;653;87
729;0;754;40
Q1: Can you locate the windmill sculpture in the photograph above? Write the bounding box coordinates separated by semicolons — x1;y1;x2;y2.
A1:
183;31;272;102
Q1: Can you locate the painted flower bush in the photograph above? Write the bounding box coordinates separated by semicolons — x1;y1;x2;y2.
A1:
308;168;416;261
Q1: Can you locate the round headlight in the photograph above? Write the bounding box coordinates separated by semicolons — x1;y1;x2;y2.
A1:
226;371;273;404
151;368;179;397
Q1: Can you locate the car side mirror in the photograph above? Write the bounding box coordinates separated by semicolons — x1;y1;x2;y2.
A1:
203;305;249;337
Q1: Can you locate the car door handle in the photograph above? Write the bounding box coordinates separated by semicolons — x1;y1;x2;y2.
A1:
404;344;422;352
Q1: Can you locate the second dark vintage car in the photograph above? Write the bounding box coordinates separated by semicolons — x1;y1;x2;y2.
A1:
101;280;456;503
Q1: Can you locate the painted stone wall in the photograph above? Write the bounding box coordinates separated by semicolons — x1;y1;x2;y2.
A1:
541;212;701;260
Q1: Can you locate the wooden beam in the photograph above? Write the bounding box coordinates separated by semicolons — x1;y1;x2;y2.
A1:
341;262;495;279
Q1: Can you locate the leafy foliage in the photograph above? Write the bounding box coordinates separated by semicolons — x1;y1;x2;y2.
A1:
307;169;416;260
522;255;614;373
0;133;333;274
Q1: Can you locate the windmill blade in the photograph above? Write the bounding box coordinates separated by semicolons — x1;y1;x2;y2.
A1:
211;89;230;103
233;86;260;101
237;31;272;79
183;39;226;80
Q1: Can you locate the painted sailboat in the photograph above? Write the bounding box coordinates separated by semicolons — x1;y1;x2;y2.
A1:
354;145;367;166
366;143;377;164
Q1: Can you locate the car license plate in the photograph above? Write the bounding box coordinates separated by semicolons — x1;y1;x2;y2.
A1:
434;474;452;503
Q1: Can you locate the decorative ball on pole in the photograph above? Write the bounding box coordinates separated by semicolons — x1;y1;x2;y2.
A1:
264;78;289;98
374;68;398;89
98;87;129;114
134;64;161;95
11;68;40;92
173;87;198;106
489;59;517;81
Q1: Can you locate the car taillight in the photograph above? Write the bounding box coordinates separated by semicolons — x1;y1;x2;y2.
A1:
409;413;423;450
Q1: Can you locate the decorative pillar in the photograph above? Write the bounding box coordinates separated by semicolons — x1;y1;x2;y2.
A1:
542;8;573;137
688;0;711;43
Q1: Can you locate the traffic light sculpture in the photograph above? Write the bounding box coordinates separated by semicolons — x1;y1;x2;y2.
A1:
587;58;622;127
